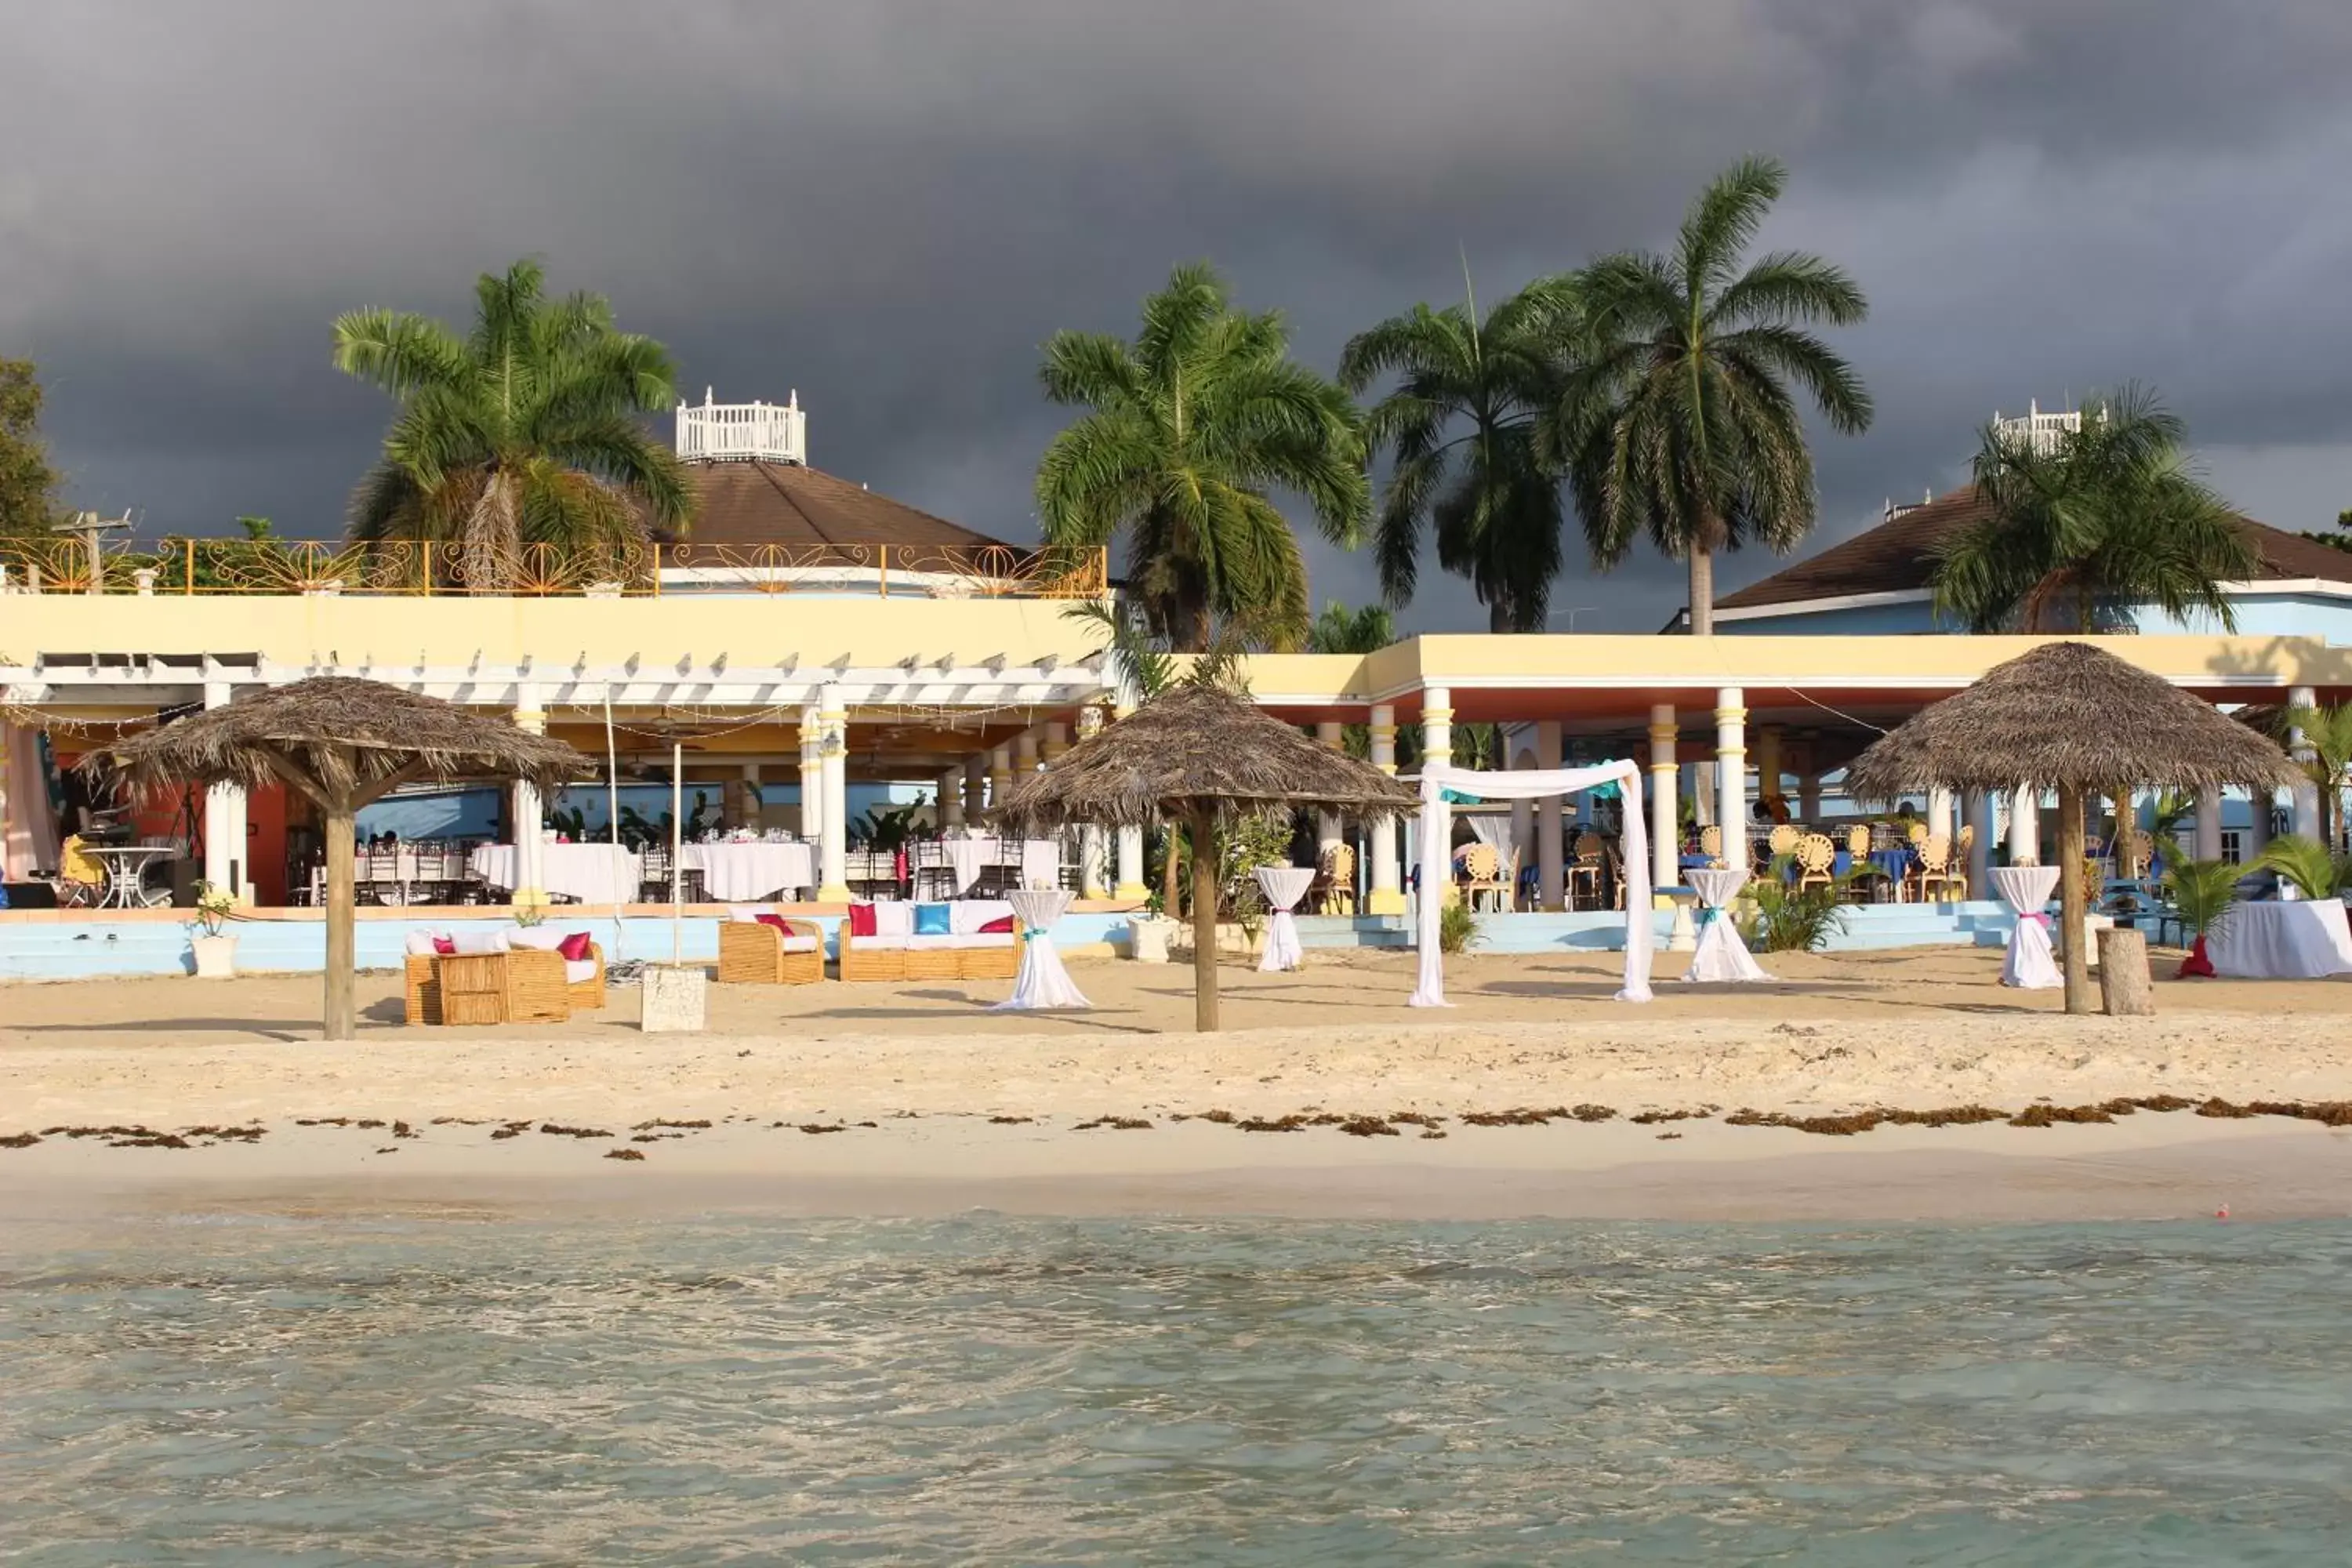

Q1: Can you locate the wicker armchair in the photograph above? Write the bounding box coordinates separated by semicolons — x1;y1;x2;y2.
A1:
717;917;826;984
1312;841;1356;915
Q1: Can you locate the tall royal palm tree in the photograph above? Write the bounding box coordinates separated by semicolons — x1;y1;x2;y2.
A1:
1036;263;1369;651
1930;386;2255;633
1341;279;1566;631
1552;157;1871;634
333;259;691;589
1305;598;1396;655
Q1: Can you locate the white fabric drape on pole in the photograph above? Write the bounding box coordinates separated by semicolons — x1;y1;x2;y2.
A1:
1462;811;1513;853
1991;864;2062;989
994;887;1090;1010
1411;760;1651;1006
1254;865;1315;972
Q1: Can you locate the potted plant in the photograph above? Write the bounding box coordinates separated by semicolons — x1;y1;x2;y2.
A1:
2255;833;2347;905
1127;889;1176;964
187;880;239;978
2164;858;2242;978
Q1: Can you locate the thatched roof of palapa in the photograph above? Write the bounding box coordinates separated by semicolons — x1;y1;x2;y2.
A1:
993;682;1417;829
98;677;586;804
1843;641;2300;802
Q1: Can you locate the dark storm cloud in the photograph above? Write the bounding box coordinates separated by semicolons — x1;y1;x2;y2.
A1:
7;0;2350;631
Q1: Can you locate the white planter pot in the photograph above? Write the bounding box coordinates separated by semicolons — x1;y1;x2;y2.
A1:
190;933;238;979
640;963;708;1032
1127;916;1175;964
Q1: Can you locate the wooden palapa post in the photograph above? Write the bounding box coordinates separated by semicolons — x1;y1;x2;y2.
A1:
2056;780;2090;1014
1189;804;1220;1032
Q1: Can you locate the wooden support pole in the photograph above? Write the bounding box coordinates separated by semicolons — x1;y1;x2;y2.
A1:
2056;782;2090;1014
1190;804;1219;1033
323;803;356;1040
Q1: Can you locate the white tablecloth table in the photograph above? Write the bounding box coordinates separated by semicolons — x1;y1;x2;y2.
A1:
2206;898;2352;979
993;887;1088;1011
469;842;643;906
942;836;1061;894
1255;866;1316;972
1683;866;1769;982
1991;865;2063;989
679;841;815;902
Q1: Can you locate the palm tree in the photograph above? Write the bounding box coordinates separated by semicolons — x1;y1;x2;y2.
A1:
332;259;691;589
1305;599;1396;655
1036;263;1369;651
1551;157;1871;634
1341;280;1565;631
2281;702;2352;849
1931;387;2254;633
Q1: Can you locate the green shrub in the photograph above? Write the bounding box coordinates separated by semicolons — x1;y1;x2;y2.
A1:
1737;855;1851;954
1438;898;1482;954
2161;857;2241;939
2254;834;2351;902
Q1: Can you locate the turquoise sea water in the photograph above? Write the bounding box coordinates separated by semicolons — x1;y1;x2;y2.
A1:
3;1215;2347;1564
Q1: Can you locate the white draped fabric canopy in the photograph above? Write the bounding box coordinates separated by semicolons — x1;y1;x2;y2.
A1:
1410;760;1651;1006
1254;865;1315;973
1684;866;1770;983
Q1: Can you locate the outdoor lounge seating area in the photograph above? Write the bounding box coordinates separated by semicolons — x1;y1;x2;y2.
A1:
402;927;607;1025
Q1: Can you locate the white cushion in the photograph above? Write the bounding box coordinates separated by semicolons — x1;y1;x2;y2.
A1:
404;930;446;957
873;901;916;937
727;905;762;923
449;930;511;956
777;935;819;953
564;958;598;984
949;899;1014;935
507;927;567;952
949;932;1013;949
906;933;960;950
851;932;909;951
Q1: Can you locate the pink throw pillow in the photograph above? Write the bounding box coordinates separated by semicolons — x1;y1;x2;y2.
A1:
848;902;879;938
979;915;1015;934
433;937;457;956
557;931;593;963
754;913;793;931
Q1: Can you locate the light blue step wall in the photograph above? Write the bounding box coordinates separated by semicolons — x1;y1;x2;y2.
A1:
1;902;2027;981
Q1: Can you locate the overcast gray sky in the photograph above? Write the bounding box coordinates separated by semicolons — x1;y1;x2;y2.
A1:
8;0;2350;631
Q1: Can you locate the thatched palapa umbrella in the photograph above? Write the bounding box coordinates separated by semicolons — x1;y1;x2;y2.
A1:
993;682;1417;1031
99;678;585;1040
1844;641;2299;1014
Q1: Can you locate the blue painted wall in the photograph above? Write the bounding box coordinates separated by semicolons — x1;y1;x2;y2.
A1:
1723;590;2352;641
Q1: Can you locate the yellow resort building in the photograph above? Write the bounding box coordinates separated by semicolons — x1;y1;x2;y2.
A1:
3;395;2348;978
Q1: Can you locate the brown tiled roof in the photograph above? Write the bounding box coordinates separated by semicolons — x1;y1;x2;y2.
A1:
659;460;1014;550
1716;485;2352;612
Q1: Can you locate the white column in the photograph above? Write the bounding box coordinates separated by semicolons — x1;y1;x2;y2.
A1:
1648;705;1677;897
1536;719;1565;910
1714;688;1746;850
2194;786;2223;862
731;761;762;833
816;684;850;902
2289;684;2321;840
2009;783;2038;865
201;680;241;898
1367;702;1403;914
1927;786;1956;844
1966;789;1994;895
1509;741;1536;902
1110;696;1146;900
1798;772;1821;822
511;684;546;905
798;707;825;843
1755;725;1783;815
1016;728;1040;779
964;757;988;822
1041;720;1069;768
938;767;965;829
1422;687;1453;906
1315;721;1345;866
989;744;1013;809
1078;706;1109;898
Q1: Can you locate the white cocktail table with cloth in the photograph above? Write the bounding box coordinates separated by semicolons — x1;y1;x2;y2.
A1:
469;842;643;906
2206;898;2352;979
1254;866;1316;972
679;841;815;901
1991;865;2063;989
1683;866;1769;983
993;887;1089;1010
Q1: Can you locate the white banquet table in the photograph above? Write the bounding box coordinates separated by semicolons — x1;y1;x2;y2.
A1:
1991;865;2063;989
993;887;1089;1011
469;842;642;906
942;837;1061;894
1254;866;1316;972
2205;898;2352;979
1683;866;1769;982
679;841;815;902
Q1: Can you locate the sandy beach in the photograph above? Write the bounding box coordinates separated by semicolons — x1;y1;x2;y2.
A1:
7;946;2352;1223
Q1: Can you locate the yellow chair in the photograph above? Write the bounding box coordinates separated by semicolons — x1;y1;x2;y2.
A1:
1461;842;1509;912
57;834;106;907
1795;833;1837;893
1314;841;1356;915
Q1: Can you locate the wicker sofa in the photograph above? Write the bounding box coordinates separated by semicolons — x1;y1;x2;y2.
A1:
402;929;604;1025
717;913;826;984
837;898;1024;982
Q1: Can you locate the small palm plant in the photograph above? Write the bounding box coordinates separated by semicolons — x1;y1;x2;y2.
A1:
2162;857;2242;978
1739;855;1852;953
2255;833;2347;902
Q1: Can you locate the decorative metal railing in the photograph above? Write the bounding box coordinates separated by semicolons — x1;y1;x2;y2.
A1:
0;539;1108;600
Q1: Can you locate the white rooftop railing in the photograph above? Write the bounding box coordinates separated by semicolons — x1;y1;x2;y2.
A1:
677;388;806;464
